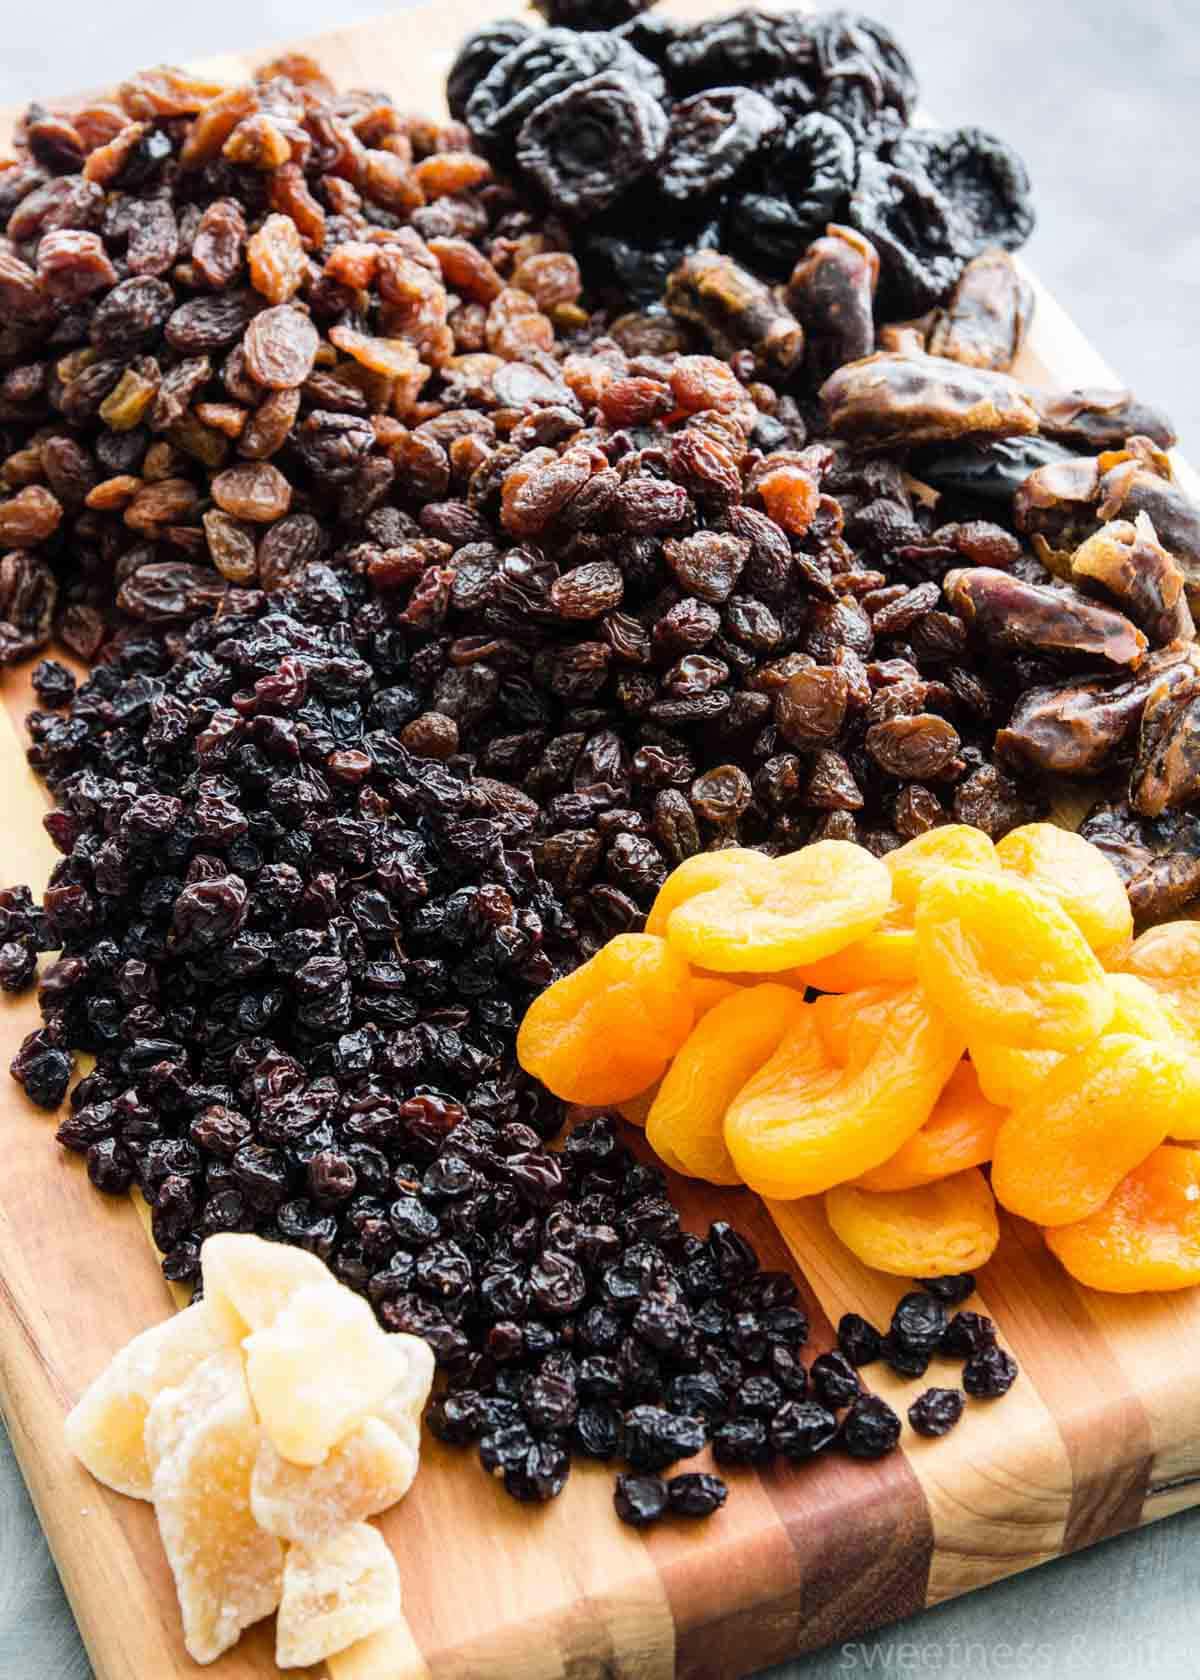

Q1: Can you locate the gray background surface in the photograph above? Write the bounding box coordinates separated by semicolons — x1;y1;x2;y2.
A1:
1;3;1199;1677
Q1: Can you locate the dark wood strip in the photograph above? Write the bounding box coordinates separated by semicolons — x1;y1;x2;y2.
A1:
976;1215;1152;1552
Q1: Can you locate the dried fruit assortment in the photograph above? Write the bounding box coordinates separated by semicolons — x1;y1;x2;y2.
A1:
450;8;1035;311
66;1234;432;1666
523;823;1200;1292
0;4;1194;1578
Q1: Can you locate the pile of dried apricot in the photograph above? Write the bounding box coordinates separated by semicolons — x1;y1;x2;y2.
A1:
519;825;1200;1295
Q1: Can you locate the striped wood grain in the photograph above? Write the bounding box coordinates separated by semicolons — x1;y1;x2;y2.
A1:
1;2;1200;1676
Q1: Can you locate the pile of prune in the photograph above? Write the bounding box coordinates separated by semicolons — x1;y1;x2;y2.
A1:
449;6;1036;310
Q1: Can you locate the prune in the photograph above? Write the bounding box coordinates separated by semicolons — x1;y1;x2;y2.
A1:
962;1345;1019;1398
892;127;1035;256
665;11;818;93
657;88;782;205
728;114;857;280
580;199;723;306
446;20;533;121
517;75;668;217
849;155;966;314
908;1387;965;1438
666;1471;727;1517
810;11;918;124
467;28;665;162
840;1394;902;1458
614;1471;667;1526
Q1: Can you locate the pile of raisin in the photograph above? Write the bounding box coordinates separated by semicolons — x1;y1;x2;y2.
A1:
0;51;589;669
449;6;1035;308
414;1112;911;1518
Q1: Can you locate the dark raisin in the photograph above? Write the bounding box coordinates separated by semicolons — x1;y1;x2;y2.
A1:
908;1387;965;1438
962;1345;1019;1398
890;1291;948;1356
769;1399;838;1462
837;1312;882;1368
809;1350;861;1409
939;1311;998;1360
613;1471;667;1527
840;1394;902;1459
666;1471;727;1518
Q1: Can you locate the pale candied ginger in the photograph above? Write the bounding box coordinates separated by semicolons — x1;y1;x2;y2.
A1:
66;1235;422;1667
276;1524;401;1670
201;1230;330;1339
145;1350;284;1665
244;1282;415;1467
64;1300;232;1499
252;1417;418;1544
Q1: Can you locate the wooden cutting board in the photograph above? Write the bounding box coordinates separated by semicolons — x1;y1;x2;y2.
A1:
2;3;1200;1677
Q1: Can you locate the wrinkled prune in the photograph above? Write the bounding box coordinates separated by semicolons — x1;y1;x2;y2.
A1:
849;155;967;314
729;114;857;280
892;127;1034;257
467;28;665;162
516;74;669;217
447;20;533;121
658;87;782;205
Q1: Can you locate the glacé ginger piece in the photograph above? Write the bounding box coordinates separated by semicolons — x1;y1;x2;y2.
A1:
252;1417;417;1544
201;1230;330;1339
276;1524;401;1669
145;1350;284;1665
64;1301;232;1498
244;1282;413;1466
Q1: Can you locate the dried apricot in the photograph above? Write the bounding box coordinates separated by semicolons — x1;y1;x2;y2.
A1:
792;903;917;992
646;983;805;1185
995;823;1132;957
795;825;998;993
724;985;964;1198
809;985;905;1067
1105;974;1200;1139
886;823;999;910
915;868;1114;1050
517;932;694;1105
825;1168;1000;1276
967;1037;1061;1108
1120;923;1200;1041
644;847;773;938
667;840;891;974
854;1061;1005;1192
616;975;737;1130
1045;1145;1200;1292
990;1034;1188;1226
